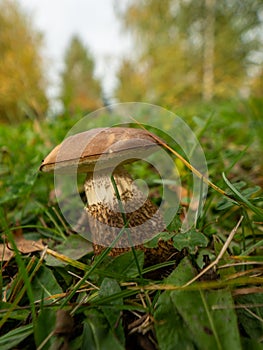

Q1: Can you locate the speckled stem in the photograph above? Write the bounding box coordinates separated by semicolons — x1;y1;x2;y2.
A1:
84;165;165;256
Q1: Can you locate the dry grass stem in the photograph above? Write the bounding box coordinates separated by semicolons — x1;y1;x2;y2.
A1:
183;216;244;287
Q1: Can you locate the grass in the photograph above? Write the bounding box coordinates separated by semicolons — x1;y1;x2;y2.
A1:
0;98;262;349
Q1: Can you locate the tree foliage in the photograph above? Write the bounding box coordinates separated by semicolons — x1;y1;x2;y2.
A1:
60;35;102;114
0;0;48;123
115;0;263;106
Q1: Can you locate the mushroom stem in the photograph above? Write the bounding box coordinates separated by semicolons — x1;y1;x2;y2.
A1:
84;165;165;256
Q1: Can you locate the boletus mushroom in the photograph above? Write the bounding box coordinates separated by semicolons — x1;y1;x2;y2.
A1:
40;127;177;265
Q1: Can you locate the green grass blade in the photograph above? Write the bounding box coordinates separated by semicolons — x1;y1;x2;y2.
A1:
222;173;263;218
60;225;131;307
0;212;37;329
0;324;33;350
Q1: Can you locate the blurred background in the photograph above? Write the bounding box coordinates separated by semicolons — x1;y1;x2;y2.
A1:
0;0;262;122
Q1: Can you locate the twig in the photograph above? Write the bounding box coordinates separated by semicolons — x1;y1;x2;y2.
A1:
183;216;244;287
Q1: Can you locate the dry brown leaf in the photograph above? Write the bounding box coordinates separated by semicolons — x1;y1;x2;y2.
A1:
0;244;14;261
15;236;44;254
0;236;44;262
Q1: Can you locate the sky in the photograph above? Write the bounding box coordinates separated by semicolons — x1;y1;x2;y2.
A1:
18;0;132;104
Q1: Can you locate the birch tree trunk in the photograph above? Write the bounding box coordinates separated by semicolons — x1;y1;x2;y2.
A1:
202;0;215;102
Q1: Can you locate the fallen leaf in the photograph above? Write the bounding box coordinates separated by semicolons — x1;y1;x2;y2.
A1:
0;244;14;262
0;236;44;262
15;236;44;254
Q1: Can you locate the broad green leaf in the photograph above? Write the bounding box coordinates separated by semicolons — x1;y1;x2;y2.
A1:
97;250;144;279
34;308;56;350
235;294;263;341
155;257;242;350
173;288;241;350
154;291;195;350
144;231;174;248
0;301;30;321
45;234;93;267
99;278;123;305
30;265;63;303
99;278;125;345
165;209;182;232
154;258;197;349
173;229;208;253
196;249;215;269
82;309;125;350
0;324;33;350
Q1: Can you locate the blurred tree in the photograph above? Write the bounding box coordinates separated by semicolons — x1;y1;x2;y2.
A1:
115;58;149;101
249;65;263;97
115;0;263;106
0;0;48;123
60;36;102;114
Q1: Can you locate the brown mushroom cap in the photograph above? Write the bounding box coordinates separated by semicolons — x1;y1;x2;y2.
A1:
40;127;162;173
